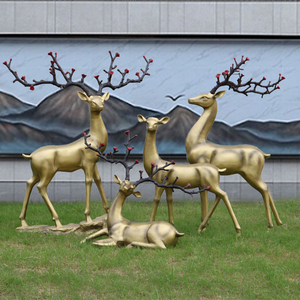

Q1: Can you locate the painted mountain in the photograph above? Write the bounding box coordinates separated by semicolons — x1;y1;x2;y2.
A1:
0;86;299;154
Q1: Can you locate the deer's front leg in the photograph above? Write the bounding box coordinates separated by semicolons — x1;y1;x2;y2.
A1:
200;189;209;222
165;188;174;225
83;165;94;223
150;187;164;222
93;165;109;213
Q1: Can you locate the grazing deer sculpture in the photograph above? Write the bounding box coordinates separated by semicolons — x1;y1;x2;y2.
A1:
4;51;153;228
138;115;242;233
186;56;285;229
81;132;209;249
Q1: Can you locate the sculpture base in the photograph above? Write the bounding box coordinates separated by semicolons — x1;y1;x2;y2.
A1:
16;214;107;235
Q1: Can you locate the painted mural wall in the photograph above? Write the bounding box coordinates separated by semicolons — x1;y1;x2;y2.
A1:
0;38;297;154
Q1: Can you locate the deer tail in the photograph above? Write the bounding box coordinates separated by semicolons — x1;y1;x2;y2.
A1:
218;168;227;173
264;153;271;159
22;154;32;159
175;229;185;237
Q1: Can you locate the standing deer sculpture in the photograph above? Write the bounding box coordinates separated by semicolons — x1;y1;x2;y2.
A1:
186;56;285;229
4;51;153;228
82;132;209;249
138;115;242;233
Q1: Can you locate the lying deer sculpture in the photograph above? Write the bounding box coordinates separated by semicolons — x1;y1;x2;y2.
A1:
186;56;285;229
4;51;153;228
138;115;242;233
82;132;207;248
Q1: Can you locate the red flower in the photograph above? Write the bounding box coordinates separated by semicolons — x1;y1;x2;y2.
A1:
72;68;75;72
125;130;130;135
82;132;86;136
135;160;139;164
277;86;280;89
139;170;143;174
207;186;211;190
246;57;250;61
151;162;155;166
127;147;133;151
223;70;229;75
171;160;175;165
185;183;191;188
30;86;34;91
149;59;153;63
113;146;117;150
281;76;285;80
82;74;87;78
135;72;140;76
65;72;69;75
279;73;281;77
240;74;244;77
21;76;26;80
125;69;129;73
48;52;52;56
109;71;114;75
216;74;220;78
116;52;120;57
100;143;105;147
3;61;7;65
94;75;99;79
263;77;266;80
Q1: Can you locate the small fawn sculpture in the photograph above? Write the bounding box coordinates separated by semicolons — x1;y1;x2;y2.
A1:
4;51;153;228
82;132;203;249
186;56;285;229
138;115;242;233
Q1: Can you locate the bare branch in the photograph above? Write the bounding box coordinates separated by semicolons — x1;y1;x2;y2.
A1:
210;56;285;97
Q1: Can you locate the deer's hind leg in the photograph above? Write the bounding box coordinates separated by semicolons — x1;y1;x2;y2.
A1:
19;174;40;227
150;186;164;222
83;163;96;223
93;165;109;213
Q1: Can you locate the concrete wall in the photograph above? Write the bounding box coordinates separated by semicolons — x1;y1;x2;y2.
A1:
0;1;299;36
0;1;299;202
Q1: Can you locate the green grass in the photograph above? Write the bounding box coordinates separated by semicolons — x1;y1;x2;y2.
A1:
0;199;299;300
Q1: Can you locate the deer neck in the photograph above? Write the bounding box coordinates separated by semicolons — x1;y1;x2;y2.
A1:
107;191;126;228
143;129;162;175
88;111;107;144
186;101;217;148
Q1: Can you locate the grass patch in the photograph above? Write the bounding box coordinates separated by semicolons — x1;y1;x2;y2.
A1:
0;199;299;299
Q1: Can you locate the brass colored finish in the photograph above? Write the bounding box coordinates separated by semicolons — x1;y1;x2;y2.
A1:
186;91;283;229
82;176;184;249
19;92;110;229
138;115;241;233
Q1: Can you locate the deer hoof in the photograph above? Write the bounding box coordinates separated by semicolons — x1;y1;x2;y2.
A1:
80;238;87;244
55;220;63;228
20;220;29;227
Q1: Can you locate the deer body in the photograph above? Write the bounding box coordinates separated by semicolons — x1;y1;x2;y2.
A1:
186;91;282;228
19;92;110;228
138;115;241;233
82;177;184;249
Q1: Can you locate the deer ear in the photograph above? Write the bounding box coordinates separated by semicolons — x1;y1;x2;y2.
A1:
102;92;110;101
133;190;142;198
137;114;147;123
113;175;122;185
78;92;90;102
215;90;226;99
159;117;170;124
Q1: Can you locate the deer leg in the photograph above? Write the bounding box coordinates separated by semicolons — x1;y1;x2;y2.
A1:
93;165;109;213
80;228;109;243
37;178;62;228
92;238;117;246
150;187;164;222
127;241;166;249
200;189;209;222
19;175;40;227
165;188;174;225
198;195;221;232
268;190;283;226
243;175;273;229
219;191;241;234
83;165;94;223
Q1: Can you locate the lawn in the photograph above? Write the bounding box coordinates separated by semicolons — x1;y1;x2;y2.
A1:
0;199;299;300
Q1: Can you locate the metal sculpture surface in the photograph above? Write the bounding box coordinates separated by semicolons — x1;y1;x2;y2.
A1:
138;115;242;233
186;56;284;229
82;132;206;248
4;51;153;228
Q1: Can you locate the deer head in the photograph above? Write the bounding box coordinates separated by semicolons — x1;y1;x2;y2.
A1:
137;115;170;132
78;92;110;113
188;91;226;108
113;175;142;198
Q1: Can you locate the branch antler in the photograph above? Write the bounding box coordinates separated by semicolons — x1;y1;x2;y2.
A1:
3;51;153;96
83;132;209;197
210;56;285;97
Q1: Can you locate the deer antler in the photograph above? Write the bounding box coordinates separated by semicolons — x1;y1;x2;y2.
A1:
84;131;209;197
210;56;285;97
3;51;153;96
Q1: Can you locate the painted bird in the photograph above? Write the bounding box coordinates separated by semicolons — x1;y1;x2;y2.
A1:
165;94;185;101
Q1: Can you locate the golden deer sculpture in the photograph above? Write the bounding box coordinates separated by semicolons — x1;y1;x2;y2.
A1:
138;115;242;233
81;133;208;248
186;56;285;229
4;51;153;228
